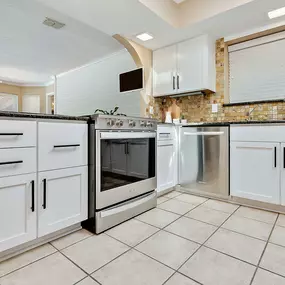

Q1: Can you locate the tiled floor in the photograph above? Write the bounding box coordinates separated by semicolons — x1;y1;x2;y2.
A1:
1;191;285;285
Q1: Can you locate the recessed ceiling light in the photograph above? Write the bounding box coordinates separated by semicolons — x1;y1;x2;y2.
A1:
268;6;285;19
136;33;154;41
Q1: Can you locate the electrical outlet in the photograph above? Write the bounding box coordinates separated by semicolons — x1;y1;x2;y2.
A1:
149;106;154;115
212;104;218;113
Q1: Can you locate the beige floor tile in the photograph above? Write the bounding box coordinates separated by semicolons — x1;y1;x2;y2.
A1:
62;234;129;273
186;206;231;226
222;215;273;240
164;273;200;285
77;277;100;285
203;199;239;213
252;269;285;285
51;229;93;250
92;249;174;285
158;199;196;215
165;217;217;244
205;228;266;265
106;219;158;247
136;208;180;228
234;206;278;224
157;196;169;205
0;252;86;285
136;231;199;269
270;225;285;247
0;244;56;277
179;247;255;285
164;191;182;198
260;243;285;276
175;194;208;205
276;214;285;228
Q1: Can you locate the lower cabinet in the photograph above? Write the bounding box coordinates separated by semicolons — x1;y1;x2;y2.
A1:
231;141;280;204
0;174;37;252
157;143;176;194
37;166;88;237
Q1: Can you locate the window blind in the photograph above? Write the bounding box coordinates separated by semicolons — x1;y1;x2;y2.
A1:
229;32;285;103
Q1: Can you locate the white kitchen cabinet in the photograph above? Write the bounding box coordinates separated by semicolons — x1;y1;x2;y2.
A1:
153;45;177;97
153;35;215;97
111;142;127;175
38;166;88;237
157;143;176;193
0;174;37;252
230;141;280;204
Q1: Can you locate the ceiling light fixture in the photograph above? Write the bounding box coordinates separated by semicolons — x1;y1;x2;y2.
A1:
136;33;154;41
268;6;285;19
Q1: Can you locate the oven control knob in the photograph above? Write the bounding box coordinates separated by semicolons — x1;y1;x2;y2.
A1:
119;120;124;126
140;121;146;127
115;120;123;127
146;121;153;127
107;119;114;126
129;120;136;127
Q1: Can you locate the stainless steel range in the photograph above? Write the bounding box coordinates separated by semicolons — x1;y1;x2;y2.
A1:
83;114;157;234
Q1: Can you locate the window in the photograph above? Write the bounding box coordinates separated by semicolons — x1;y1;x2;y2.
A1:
228;31;285;103
0;93;18;111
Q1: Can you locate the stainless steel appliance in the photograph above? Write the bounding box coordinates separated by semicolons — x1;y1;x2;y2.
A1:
179;125;229;198
83;114;157;234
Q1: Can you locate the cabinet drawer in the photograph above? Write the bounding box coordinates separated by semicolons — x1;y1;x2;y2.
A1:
38;122;87;171
0;120;36;148
231;125;285;142
0;148;36;177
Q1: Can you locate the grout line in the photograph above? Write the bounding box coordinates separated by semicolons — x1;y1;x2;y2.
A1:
249;214;279;285
161;204;242;285
73;276;91;285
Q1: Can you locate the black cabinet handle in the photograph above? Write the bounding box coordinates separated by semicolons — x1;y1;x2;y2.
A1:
31;180;35;212
53;144;80;148
274;147;277;168
42;179;47;209
0;160;23;166
283;147;285;169
0;133;23;136
173;76;175;90
177;75;180;89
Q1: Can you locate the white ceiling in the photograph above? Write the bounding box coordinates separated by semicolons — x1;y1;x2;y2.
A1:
2;0;285;84
35;0;285;50
0;0;123;85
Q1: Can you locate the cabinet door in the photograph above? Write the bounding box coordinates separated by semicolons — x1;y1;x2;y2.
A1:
231;142;280;204
38;166;87;237
177;37;204;92
127;140;149;178
110;142;127;175
157;144;175;193
0;174;37;252
153;45;177;96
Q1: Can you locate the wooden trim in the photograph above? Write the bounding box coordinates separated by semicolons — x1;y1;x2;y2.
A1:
225;25;285;46
224;42;230;104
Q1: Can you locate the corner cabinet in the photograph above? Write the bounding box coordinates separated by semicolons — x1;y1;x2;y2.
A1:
153;35;215;97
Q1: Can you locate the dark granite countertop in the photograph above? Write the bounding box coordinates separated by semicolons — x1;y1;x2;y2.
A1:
0;111;89;121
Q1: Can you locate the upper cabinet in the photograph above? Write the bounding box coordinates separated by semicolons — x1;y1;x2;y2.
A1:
153;35;216;97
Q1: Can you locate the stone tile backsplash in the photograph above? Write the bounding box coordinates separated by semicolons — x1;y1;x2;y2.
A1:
147;38;285;122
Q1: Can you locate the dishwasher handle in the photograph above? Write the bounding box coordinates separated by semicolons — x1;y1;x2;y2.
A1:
183;131;224;136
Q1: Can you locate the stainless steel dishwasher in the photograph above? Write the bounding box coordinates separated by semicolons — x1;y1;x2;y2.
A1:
179;125;229;198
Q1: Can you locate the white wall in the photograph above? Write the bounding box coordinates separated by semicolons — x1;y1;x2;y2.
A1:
56;50;141;116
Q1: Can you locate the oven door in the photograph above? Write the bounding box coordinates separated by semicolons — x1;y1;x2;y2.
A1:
96;131;157;209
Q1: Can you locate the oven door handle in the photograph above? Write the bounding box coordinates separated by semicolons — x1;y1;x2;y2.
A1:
100;132;156;140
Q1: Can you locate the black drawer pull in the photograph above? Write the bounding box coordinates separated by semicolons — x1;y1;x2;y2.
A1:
53;144;80;148
43;179;47;209
0;160;23;166
0;133;23;136
283;147;285;169
31;180;35;212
